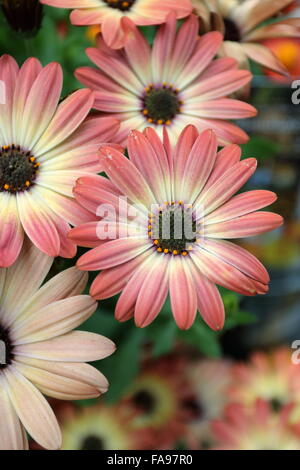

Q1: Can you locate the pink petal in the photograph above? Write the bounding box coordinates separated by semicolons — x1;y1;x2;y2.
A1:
151;12;177;83
169;14;199;79
77;237;151;271
115;252;155;322
90;251;148;299
99;146;156;208
127;130;169;203
13;58;42;143
174;125;199;197
122;17;151;84
134;253;169;327
200;57;237;81
195;158;257;217
180;129;218;203
20;62;63;149
176;31;223;89
85;46;142;94
184;69;252;101
0;194;23;268
185;98;257;119
68;222;102;248
33;88;94;155
205;190;277;224
191;248;261;296
169;256;197;329
204;144;242;190
201;239;270;285
101;14;125;49
0;54;18;144
17;192;60;257
205;211;283;238
242;43;289;75
189;262;225;331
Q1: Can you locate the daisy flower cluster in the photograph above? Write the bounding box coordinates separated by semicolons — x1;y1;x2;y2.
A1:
28;348;300;450
0;0;298;450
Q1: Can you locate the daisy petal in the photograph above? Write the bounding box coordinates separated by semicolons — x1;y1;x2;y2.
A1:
0;382;28;450
169;256;197;329
134;253;169;327
4;367;61;450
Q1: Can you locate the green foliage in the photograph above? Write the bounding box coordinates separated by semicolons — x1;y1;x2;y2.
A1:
241;136;282;162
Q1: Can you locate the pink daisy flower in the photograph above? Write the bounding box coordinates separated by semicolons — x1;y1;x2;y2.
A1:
0;54;120;267
212;400;300;450
69;125;283;330
75;13;257;146
0;239;115;450
40;0;192;49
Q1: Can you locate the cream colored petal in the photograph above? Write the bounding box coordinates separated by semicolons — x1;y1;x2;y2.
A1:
18;267;88;324
0;376;28;450
15;330;115;362
219;41;250;70
15;356;109;394
12;296;97;344
4;366;61;450
232;0;293;34
0;237;53;328
15;360;108;400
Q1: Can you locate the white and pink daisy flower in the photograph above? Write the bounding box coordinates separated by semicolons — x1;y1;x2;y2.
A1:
75;13;257;146
40;0;192;49
0;239;115;450
212;400;300;450
69;125;283;331
192;0;300;74
0;54;120;267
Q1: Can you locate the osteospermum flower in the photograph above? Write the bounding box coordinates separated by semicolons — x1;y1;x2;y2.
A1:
75;13;256;146
40;0;192;49
43;401;150;450
186;359;233;449
230;348;300;410
212;400;300;450
0;239;115;450
69;125;283;330
122;356;191;449
192;0;300;74
0;54;120;267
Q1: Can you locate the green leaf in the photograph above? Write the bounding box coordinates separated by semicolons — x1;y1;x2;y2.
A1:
224;310;257;330
147;319;177;357
178;321;222;358
101;327;146;404
241;136;281;161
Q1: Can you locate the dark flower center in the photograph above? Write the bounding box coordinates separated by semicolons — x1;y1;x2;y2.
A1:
223;17;241;42
142;85;182;125
103;0;135;11
0;145;40;193
80;435;105;450
1;0;43;36
270;397;283;413
149;203;198;255
183;397;204;420
133;389;156;414
0;325;13;369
